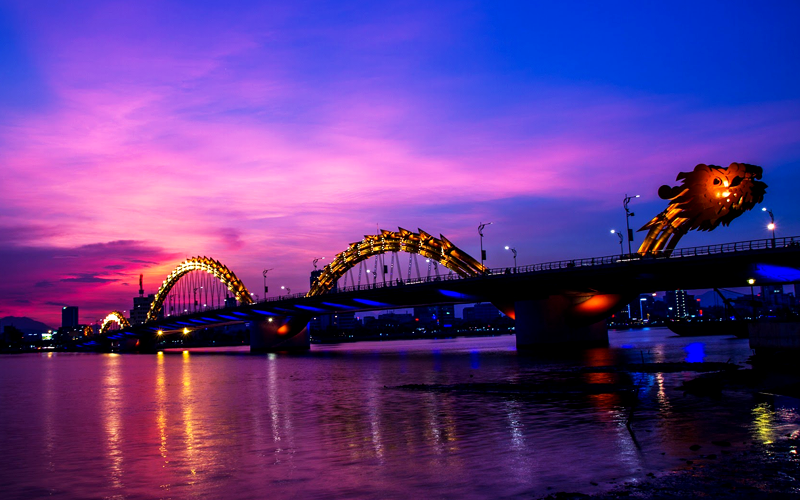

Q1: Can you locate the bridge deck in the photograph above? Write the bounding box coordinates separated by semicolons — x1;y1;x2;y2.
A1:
89;236;800;340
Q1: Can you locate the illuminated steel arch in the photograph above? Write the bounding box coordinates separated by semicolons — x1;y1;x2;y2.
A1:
147;256;254;322
100;311;131;334
307;227;486;296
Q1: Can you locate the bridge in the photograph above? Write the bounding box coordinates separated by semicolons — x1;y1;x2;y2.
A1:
78;234;800;353
77;162;798;353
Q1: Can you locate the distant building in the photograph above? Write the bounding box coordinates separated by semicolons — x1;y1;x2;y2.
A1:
2;325;24;348
665;290;696;318
378;312;413;325
635;294;658;320
130;294;156;325
310;312;357;333
61;306;79;328
413;305;455;326
759;284;796;314
463;303;501;323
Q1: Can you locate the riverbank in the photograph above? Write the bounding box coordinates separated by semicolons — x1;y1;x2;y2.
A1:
541;436;799;499
540;367;800;499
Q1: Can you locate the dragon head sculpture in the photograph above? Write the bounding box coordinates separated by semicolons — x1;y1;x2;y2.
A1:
638;162;767;254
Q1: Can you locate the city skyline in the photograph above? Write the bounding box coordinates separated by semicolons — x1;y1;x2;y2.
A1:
2;1;800;325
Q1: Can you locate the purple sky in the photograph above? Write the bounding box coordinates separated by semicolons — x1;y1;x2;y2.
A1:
2;1;799;326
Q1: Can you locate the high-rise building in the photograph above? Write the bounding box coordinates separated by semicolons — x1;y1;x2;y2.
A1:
635;294;657;320
61;306;79;328
130;294;156;324
665;290;694;318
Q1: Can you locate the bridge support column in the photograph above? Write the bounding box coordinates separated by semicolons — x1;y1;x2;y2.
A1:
514;296;609;351
250;316;310;352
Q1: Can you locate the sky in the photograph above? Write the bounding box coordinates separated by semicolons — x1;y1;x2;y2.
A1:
2;0;799;327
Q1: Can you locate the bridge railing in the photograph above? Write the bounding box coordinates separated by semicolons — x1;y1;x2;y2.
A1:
281;235;799;297
482;235;800;276
244;236;799;302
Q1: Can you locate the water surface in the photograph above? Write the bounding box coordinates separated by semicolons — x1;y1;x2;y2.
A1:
1;328;797;499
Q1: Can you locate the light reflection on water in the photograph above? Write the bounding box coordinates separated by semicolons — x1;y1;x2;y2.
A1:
0;328;797;499
103;353;124;492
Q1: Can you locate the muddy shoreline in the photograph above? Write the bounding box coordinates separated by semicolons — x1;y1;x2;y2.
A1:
539;366;800;499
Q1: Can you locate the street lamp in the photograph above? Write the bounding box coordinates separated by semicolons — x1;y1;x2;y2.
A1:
762;207;776;247
610;230;624;255
639;297;647;322
748;278;756;318
623;194;640;256
313;257;325;269
478;222;493;269
281;285;291;295
193;286;202;312
504;246;517;269
262;269;273;298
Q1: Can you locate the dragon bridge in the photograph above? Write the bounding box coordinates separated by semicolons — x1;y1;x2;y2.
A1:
146;256;254;322
639;162;767;254
307;228;486;296
100;311;131;334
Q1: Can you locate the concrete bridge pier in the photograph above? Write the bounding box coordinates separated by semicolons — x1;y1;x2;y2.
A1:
114;335;157;353
250;315;310;352
513;295;615;351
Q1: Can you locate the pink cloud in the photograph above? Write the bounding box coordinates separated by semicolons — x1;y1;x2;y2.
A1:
1;1;799;321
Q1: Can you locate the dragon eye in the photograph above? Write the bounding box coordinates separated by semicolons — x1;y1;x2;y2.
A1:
713;178;721;185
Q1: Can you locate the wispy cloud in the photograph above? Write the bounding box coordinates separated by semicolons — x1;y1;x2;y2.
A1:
1;1;799;322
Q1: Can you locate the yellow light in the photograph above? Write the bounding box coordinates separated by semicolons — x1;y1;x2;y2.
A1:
768;223;775;230
183;327;189;335
723;180;729;187
157;330;163;336
722;191;730;197
748;278;756;285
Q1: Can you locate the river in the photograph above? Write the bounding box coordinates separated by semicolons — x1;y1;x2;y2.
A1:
1;327;798;499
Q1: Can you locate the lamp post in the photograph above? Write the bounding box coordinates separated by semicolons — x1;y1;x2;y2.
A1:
281;285;291;296
313;257;325;269
623;194;640;256
478;222;493;269
610;230;623;256
193;286;202;312
762;207;776;247
748;278;756;319
639;297;647;322
262;268;273;299
504;246;517;269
